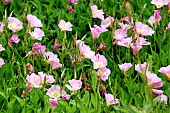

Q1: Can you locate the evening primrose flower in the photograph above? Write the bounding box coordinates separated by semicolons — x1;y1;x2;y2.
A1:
101;16;114;28
46;85;61;100
114;29;127;41
153;94;168;105
90;54;107;69
8;17;23;32
0;44;5;51
135;62;147;73
26;73;41;88
9;34;20;43
67;6;74;13
91;25;108;40
158;65;170;80
152;89;164;95
97;67;111;82
27;14;43;27
79;43;95;59
38;72;55;84
135;22;154;36
58;20;72;31
0;58;5;67
65;79;82;91
146;72;163;88
118;63;132;72
91;5;104;20
148;10;162;25
105;94;119;105
119;22;131;31
0;22;5;32
68;0;78;4
151;0;169;8
117;37;132;48
29;28;45;40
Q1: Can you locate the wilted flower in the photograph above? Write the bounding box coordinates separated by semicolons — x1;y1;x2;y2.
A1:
101;85;107;94
0;22;5;32
153;94;168;105
135;22;154;36
101;16;114;28
26;63;34;74
146;72;163;88
0;58;5;67
91;25;108;40
4;0;10;5
158;65;170;80
91;5;104;20
65;79;82;91
97;43;106;51
90;54;107;69
151;0;169;8
97;67;111;82
49;99;58;108
105;94;119;105
118;63;132;72
53;39;60;51
29;28;45;40
8;17;23;32
67;6;74;13
58;20;73;31
68;0;78;4
27;14;43;27
121;16;132;23
62;90;70;100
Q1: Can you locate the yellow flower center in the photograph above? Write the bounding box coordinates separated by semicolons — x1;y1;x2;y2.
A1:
97;62;103;68
157;2;161;9
93;12;98;17
52;92;59;98
61;26;66;31
9;24;16;29
32;33;39;39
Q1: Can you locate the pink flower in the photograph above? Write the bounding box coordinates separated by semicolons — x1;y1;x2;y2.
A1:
168;22;170;30
0;22;5;32
91;5;104;20
97;43;106;51
9;34;20;43
114;29;127;41
4;0;10;4
97;67;111;82
68;0;78;4
91;25;108;40
65;79;82;91
58;20;72;31
152;89;164;95
119;22;131;31
148;10;162;25
53;44;60;50
27;14;43;27
62;90;70;100
32;43;42;51
158;65;170;80
117;37;132;48
118;63;132;72
49;99;58;108
101;85;107;94
105;94;119;105
146;72;163;88
135;22;154;36
8;17;23;32
26;73;41;88
151;0;169;8
153;94;168;105
0;58;5;67
0;44;5;51
90;54;107;69
46;85;61;100
79;43;95;59
67;6;74;13
101;16;114;28
29;28;45;40
130;37;151;55
38;72;55;84
121;16;132;23
26;63;34;74
135;62;147;73
45;52;62;69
